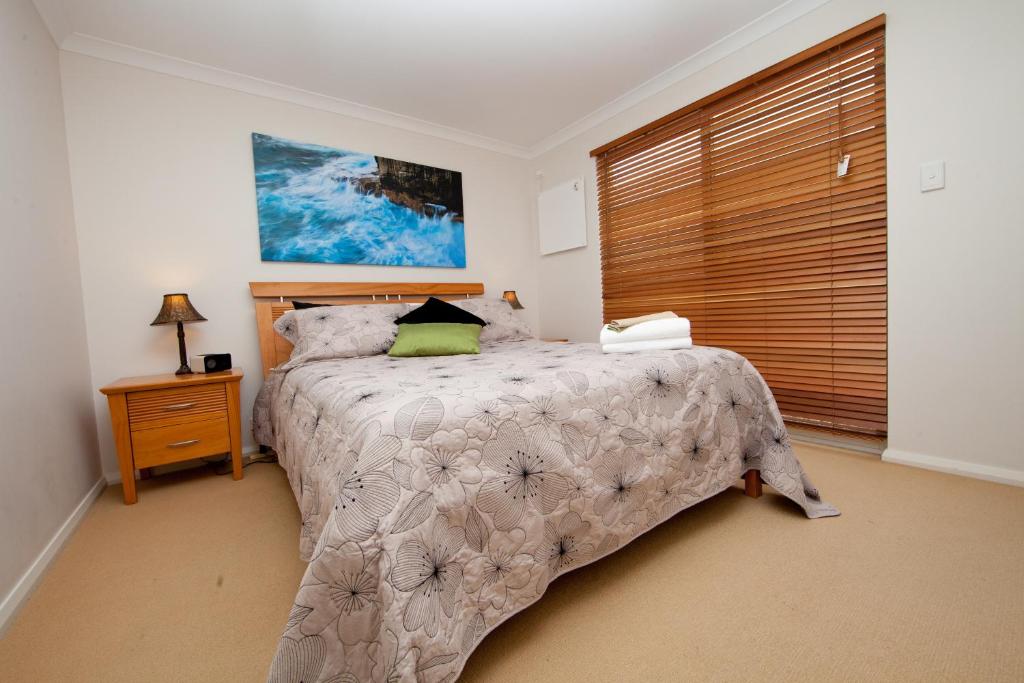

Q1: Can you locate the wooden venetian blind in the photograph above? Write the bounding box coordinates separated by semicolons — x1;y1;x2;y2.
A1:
593;16;887;436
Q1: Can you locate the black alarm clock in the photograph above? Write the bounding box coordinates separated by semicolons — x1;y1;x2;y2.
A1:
190;353;232;373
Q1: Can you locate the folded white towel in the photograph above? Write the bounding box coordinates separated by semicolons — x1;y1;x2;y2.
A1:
602;337;693;353
606;311;677;332
600;317;691;345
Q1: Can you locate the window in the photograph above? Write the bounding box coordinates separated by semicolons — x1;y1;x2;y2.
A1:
593;16;886;436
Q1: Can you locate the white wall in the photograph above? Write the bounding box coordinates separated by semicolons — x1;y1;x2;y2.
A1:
530;0;1024;480
0;0;102;614
59;53;538;480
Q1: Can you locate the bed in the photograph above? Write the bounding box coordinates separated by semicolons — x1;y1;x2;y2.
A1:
250;281;837;682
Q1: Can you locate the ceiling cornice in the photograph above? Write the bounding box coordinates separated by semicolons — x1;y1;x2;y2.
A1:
50;0;831;160
59;32;534;159
527;0;832;157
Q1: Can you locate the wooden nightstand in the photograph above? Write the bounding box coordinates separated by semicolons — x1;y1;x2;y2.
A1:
99;369;244;504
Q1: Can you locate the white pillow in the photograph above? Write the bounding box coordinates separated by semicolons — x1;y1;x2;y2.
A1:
453;298;533;342
273;310;300;344
276;303;409;362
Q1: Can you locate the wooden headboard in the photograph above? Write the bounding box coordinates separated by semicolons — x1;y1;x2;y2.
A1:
249;281;486;378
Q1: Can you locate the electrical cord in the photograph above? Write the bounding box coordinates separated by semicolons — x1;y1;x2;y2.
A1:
203;453;279;476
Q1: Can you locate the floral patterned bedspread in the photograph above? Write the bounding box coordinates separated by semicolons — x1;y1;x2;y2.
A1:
253;340;837;682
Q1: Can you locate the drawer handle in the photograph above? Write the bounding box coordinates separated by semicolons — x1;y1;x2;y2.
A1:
167;439;200;449
164;402;196;411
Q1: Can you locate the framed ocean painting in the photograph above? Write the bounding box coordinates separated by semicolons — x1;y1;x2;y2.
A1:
251;133;466;267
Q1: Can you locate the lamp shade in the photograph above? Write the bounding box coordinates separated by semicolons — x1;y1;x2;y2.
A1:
150;293;207;326
502;290;525;310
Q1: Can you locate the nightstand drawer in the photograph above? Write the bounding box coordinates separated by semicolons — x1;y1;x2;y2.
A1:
127;384;227;429
131;417;231;468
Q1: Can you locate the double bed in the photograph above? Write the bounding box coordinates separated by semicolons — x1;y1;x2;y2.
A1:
250;282;837;683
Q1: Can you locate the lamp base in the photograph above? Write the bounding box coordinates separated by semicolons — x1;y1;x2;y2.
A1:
174;321;192;375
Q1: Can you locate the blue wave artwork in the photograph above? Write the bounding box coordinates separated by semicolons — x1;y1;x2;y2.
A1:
251;133;466;267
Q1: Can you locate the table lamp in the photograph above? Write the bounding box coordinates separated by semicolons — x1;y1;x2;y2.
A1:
502;290;525;310
151;293;207;375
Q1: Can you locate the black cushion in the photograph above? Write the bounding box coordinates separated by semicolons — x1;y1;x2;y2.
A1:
395;297;487;326
292;300;327;309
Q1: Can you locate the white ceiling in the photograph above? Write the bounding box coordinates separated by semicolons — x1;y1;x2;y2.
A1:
33;0;824;156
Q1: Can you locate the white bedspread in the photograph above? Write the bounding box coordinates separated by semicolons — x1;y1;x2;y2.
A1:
253;339;837;682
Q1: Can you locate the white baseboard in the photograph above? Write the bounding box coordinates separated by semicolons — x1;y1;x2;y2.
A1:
882;448;1024;488
0;477;106;635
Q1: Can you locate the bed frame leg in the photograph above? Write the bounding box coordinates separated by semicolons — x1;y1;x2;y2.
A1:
743;470;763;499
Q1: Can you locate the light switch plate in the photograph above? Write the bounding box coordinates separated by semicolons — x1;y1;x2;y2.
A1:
920;160;945;192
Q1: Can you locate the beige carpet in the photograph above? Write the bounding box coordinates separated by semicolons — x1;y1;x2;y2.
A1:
1;444;1022;682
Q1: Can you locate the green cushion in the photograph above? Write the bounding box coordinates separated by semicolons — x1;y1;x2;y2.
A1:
388;323;482;357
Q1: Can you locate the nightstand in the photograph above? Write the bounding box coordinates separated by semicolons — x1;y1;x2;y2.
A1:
99;369;244;504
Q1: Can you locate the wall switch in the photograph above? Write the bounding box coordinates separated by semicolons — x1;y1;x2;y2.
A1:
920;161;945;192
